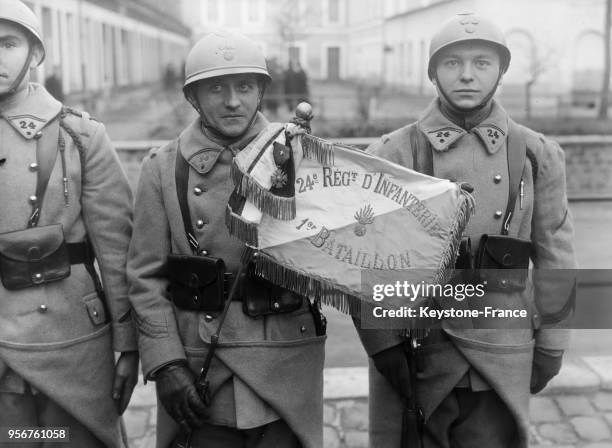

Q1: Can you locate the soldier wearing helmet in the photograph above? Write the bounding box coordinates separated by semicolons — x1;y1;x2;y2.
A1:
355;13;575;447
0;0;138;446
128;30;325;448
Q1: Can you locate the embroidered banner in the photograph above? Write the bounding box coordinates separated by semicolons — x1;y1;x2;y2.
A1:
227;123;474;314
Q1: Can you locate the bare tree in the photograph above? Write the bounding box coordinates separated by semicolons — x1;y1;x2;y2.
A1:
507;30;556;119
598;0;611;119
273;0;313;61
524;44;556;119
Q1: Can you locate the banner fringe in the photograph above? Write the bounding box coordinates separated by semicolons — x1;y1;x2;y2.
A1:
225;205;259;247
301;134;335;166
433;192;474;286
255;252;362;316
230;160;296;220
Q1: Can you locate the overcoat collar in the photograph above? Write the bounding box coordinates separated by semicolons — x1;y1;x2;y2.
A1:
418;99;509;154
0;83;62;139
178;111;269;174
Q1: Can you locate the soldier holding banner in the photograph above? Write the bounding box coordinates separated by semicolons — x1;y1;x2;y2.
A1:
356;13;576;448
127;30;326;448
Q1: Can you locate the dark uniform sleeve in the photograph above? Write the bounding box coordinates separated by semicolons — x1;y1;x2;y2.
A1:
531;138;577;351
127;151;186;378
79;120;137;352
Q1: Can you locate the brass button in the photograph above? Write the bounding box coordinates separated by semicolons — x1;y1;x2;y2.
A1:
29;195;37;203
493;174;502;184
196;219;205;229
204;314;214;322
29;162;38;171
300;326;307;333
500;279;507;288
193;186;203;196
34;131;43;139
199;249;208;256
494;210;503;219
93;310;99;317
273;301;280;310
38;304;47;313
33;273;42;281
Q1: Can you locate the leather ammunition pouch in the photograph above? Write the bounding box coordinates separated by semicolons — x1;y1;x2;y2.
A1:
474;234;531;292
241;270;303;317
166;254;228;312
166;254;305;316
0;224;70;290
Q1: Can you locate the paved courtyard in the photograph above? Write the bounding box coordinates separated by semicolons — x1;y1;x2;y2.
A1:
91;85;612;447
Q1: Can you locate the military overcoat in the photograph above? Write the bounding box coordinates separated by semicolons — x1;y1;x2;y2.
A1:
0;83;136;447
127;113;326;448
358;99;576;447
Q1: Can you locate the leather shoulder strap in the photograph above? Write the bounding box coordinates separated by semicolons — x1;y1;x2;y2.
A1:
28;119;61;228
175;144;199;254
409;123;433;175
503;119;527;235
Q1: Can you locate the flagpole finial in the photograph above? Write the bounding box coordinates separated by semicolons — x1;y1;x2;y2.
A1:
293;102;313;132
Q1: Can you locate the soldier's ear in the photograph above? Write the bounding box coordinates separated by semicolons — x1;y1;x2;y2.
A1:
29;43;43;69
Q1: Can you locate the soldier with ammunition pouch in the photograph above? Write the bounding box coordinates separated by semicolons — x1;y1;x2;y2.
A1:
0;0;138;446
356;13;576;448
127;30;326;448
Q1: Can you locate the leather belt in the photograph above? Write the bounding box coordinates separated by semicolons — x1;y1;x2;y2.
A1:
66;241;107;306
224;273;244;302
67;242;95;265
166;272;243;312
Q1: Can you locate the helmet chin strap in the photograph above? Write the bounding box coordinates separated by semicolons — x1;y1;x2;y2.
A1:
435;64;504;118
0;44;33;102
437;78;499;116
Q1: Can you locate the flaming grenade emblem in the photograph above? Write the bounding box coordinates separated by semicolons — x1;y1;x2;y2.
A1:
354;204;375;237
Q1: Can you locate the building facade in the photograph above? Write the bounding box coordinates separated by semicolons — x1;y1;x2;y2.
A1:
177;0;608;107
24;0;190;95
379;0;607;104
182;0;351;81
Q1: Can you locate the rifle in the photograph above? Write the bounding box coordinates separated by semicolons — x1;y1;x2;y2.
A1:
401;329;426;448
175;247;255;448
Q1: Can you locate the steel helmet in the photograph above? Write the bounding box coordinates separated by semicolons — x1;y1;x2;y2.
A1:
0;0;45;64
427;13;510;80
183;29;270;91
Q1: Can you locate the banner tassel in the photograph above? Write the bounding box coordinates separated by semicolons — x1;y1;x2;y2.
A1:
230;160;296;220
433;192;474;286
254;252;362;316
301;134;336;166
225;205;259;247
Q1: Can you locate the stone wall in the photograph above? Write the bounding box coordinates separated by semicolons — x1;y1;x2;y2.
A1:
115;137;612;199
558;137;612;199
